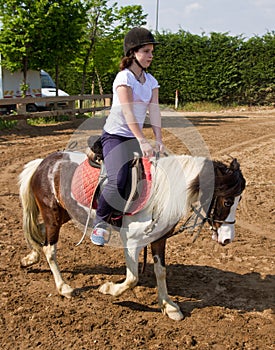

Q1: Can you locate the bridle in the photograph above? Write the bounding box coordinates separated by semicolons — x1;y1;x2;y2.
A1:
153;193;241;243
206;196;237;229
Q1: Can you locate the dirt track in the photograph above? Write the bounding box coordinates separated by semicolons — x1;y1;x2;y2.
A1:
0;108;274;349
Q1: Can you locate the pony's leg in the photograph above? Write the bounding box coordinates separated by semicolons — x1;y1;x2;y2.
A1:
151;239;184;321
20;223;45;267
43;244;74;298
99;246;141;297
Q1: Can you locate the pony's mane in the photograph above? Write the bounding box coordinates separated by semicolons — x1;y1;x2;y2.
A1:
148;155;206;224
189;158;246;199
213;160;246;197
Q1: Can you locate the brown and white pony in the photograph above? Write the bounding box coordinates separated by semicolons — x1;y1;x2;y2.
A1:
19;151;245;321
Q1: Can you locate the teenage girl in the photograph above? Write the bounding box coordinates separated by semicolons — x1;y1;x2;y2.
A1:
91;27;164;246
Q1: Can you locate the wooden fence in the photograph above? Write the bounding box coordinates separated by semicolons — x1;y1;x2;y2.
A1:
0;94;112;121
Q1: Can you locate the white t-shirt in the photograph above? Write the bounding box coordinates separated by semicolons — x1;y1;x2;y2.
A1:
104;69;159;137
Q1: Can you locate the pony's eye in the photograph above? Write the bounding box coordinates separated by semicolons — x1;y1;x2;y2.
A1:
224;199;234;207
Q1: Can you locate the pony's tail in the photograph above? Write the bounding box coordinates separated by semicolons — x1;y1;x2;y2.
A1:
18;159;44;252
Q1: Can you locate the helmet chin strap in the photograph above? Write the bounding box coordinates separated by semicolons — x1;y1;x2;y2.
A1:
134;58;145;70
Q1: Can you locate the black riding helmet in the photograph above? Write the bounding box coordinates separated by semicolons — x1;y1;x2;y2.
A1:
124;27;159;57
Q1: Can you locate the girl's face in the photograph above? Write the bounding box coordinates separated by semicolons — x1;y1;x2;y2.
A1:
135;44;154;69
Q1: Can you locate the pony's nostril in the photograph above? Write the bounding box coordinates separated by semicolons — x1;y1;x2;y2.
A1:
222;239;231;246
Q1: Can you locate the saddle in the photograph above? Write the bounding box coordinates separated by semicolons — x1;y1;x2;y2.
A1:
71;137;152;226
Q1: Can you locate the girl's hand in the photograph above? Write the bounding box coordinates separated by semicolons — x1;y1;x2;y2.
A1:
155;140;165;153
138;138;154;157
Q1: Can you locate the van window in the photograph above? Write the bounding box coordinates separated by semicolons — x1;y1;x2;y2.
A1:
40;72;56;88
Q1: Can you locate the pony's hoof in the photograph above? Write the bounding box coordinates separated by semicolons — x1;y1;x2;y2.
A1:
20;250;40;267
165;309;184;321
162;303;184;321
60;284;74;298
99;281;114;295
99;281;123;296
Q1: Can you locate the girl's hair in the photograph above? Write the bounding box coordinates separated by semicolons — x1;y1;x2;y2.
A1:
119;56;133;70
119;46;143;71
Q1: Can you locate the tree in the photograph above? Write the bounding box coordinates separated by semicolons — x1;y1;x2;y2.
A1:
38;0;88;93
0;0;43;94
0;0;87;94
68;0;147;95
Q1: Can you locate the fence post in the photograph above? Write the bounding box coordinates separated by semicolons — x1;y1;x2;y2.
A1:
16;103;26;114
16;103;28;127
175;90;179;109
104;97;111;108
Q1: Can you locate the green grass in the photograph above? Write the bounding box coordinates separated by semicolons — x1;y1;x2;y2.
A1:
177;101;232;112
0;112;99;130
27;114;72;125
0;119;17;130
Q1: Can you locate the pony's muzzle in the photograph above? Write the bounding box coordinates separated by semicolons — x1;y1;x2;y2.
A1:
217;224;235;245
211;224;235;245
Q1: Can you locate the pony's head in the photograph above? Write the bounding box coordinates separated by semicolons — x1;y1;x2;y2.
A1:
190;158;246;245
209;158;246;245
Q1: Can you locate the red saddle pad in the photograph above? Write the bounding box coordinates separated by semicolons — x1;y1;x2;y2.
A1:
71;159;100;208
71;158;152;214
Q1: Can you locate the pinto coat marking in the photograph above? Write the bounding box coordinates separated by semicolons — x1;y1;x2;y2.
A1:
18;152;245;321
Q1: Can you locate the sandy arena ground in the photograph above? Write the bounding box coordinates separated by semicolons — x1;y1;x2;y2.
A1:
0;108;274;349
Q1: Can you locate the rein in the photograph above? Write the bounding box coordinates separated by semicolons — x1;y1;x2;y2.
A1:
176;205;208;242
162;203;208;243
150;202;209;244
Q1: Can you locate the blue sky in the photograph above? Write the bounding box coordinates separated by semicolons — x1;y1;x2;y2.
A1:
115;0;274;37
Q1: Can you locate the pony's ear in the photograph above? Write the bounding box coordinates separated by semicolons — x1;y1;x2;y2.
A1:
229;158;240;171
216;167;223;177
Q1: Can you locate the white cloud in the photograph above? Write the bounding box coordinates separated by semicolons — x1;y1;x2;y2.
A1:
184;2;203;16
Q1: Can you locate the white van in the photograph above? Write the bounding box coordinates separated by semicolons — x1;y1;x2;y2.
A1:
31;70;69;112
0;66;69;113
